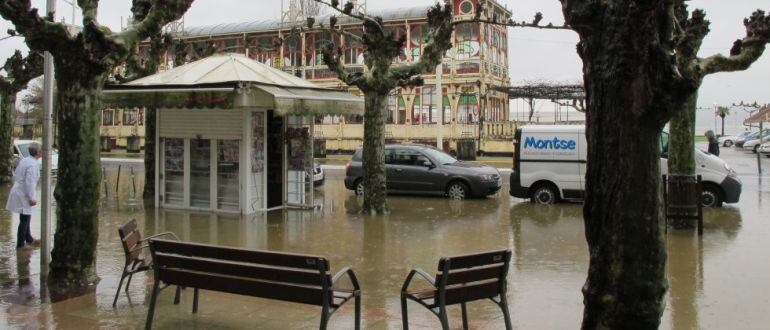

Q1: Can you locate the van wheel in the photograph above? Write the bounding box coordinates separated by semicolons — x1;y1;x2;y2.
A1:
530;184;559;205
723;140;733;147
701;185;723;208
447;182;469;200
355;180;364;196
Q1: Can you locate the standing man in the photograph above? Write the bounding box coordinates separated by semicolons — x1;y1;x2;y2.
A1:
6;142;41;250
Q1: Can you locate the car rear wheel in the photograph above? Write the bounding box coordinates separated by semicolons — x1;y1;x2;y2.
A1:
701;185;723;208
723;140;733;147
530;184;559;205
447;182;469;200
753;145;760;153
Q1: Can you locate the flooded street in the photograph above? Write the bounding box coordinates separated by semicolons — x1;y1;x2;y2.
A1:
1;147;769;329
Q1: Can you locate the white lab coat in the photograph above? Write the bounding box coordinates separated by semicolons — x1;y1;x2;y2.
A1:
6;157;40;215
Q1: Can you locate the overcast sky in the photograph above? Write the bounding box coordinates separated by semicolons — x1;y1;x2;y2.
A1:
2;0;768;112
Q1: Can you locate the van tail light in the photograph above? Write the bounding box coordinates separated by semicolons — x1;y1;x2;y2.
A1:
345;161;352;175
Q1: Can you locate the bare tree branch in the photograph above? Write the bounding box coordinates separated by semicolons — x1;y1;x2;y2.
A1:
700;10;770;75
0;0;74;55
312;0;384;33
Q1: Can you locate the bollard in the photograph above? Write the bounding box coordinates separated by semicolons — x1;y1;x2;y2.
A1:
116;164;122;194
102;166;109;199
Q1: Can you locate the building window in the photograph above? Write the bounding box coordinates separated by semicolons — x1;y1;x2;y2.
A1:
344;29;364;65
283;35;302;67
387;91;397;124
102;109;114;126
398;96;406;124
457;95;478;124
123;108;139;126
459;0;474;15
455;23;480;59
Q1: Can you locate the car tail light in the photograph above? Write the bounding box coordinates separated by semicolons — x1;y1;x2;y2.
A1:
345;161;352;175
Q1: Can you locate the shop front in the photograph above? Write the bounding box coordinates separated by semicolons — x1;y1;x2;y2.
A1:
104;53;363;214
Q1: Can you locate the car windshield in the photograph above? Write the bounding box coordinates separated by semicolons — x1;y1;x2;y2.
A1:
422;147;458;165
17;143;30;157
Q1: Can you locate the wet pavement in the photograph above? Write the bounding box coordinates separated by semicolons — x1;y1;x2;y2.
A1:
0;146;768;329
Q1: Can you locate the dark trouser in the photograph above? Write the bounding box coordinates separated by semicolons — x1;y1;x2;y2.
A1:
17;213;34;248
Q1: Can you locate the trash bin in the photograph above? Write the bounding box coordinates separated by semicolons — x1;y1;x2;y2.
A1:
456;139;477;160
126;136;141;153
665;174;702;229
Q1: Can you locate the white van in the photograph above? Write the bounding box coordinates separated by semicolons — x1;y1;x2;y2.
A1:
509;125;741;207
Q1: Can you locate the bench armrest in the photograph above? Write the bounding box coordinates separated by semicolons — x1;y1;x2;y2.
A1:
141;231;180;242
332;267;361;291
401;268;435;292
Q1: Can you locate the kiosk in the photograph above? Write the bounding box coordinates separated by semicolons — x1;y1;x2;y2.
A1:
104;53;364;214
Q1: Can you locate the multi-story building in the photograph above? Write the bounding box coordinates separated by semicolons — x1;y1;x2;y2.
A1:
110;0;515;154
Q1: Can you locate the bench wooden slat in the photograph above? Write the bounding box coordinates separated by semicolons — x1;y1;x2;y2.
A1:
443;279;501;305
436;263;505;286
158;268;328;306
154;252;331;286
438;249;509;270
119;219;138;238
122;230;142;261
152;239;328;270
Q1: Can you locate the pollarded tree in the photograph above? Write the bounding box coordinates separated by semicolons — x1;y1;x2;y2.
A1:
0;0;194;286
668;6;770;175
0;49;42;183
559;0;702;328
311;0;454;214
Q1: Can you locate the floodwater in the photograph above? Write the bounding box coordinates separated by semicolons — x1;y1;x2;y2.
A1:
0;148;768;329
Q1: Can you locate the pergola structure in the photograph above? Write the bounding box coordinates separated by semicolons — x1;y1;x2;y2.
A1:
496;83;586;121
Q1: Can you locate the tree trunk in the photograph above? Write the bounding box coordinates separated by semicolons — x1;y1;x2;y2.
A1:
574;8;674;329
668;92;699;175
361;92;389;214
0;91;15;183
49;74;104;286
721;116;725;137
143;107;156;201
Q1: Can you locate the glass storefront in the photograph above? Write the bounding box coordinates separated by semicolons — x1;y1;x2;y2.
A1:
190;139;211;208
163;138;185;206
217;140;240;211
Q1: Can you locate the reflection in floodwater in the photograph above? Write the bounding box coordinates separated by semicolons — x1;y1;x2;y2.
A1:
0;169;767;329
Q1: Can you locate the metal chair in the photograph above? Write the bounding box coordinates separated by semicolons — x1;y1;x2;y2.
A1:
113;219;179;307
401;249;513;330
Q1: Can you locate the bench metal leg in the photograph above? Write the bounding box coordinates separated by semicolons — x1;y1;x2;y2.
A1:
173;286;182;305
354;294;361;330
112;268;127;308
461;302;469;330
192;288;199;313
125;273;134;293
438;306;449;330
400;296;409;330
145;280;160;330
319;311;329;330
499;294;512;330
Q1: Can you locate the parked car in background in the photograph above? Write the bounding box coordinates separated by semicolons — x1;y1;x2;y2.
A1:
742;129;770;153
759;142;770;157
313;161;324;186
13;140;58;176
735;129;770;149
718;131;752;147
344;144;502;200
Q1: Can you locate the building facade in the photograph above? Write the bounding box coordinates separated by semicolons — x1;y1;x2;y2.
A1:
112;0;515;154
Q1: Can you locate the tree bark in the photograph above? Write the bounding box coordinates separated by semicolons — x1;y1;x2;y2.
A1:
48;72;105;286
668;92;699;175
0;91;15;183
563;2;685;328
361;92;389;214
143;106;156;200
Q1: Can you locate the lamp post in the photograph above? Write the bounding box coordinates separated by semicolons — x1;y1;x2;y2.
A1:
41;0;56;272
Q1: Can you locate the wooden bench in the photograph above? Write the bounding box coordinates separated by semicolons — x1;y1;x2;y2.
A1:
400;249;512;330
113;219;180;307
145;239;361;330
